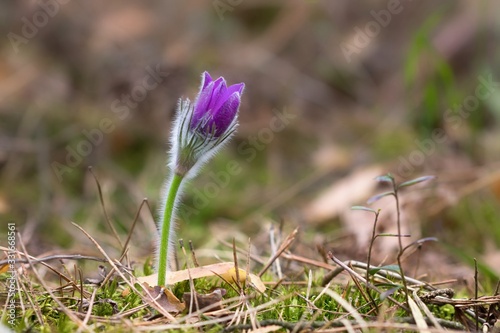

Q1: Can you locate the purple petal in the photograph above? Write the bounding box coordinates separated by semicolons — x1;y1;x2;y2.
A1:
207;77;227;112
228;83;245;96
210;92;241;136
201;72;213;91
193;72;214;117
192;77;227;127
212;83;244;112
193;81;215;123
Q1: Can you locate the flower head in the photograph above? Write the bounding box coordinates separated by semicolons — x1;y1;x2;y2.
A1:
171;72;244;178
191;72;245;137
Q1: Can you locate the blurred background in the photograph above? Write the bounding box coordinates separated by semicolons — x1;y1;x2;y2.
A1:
1;1;499;284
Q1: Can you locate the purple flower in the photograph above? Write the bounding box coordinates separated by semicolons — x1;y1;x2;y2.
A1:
191;72;244;137
170;71;244;178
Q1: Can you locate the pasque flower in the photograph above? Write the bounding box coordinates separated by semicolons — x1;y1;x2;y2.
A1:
156;72;244;286
192;72;245;137
171;72;244;178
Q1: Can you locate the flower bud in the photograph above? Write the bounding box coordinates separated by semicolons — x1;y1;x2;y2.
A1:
191;72;244;137
170;72;244;178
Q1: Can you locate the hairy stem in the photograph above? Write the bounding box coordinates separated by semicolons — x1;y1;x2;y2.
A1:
157;173;184;286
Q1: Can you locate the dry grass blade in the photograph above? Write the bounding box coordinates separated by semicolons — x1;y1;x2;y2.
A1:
426;295;500;307
245;237;252;283
77;287;97;333
0;251;107;266
322;288;369;333
269;224;283;280
339;318;356;333
88;166;124;250
412;290;443;330
70;221;177;322
0;247;101;287
408;295;430;333
189;240;200;267
17;269;44;327
232;238;241;290
120;198;149;259
258;227;298;277
17;233;89;332
218;238;266;265
327;253;409;312
148;289;292;331
179;239;198;314
326;260;433;289
282;252;336;270
100;248;129;287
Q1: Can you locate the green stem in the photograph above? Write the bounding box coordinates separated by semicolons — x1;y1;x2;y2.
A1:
157;172;184;286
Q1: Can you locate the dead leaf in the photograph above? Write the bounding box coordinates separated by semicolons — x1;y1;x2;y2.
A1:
219;268;266;293
182;288;226;312
302;165;383;224
219;267;247;283
138;262;235;286
144;285;185;314
248;273;266;293
138;262;266;293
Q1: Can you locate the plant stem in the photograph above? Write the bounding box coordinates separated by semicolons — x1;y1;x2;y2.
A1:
393;185;409;306
157;172;184;286
366;210;380;314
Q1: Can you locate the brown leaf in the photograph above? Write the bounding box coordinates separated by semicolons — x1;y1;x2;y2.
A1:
144;285;185;314
182;288;226;312
248;273;267;293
